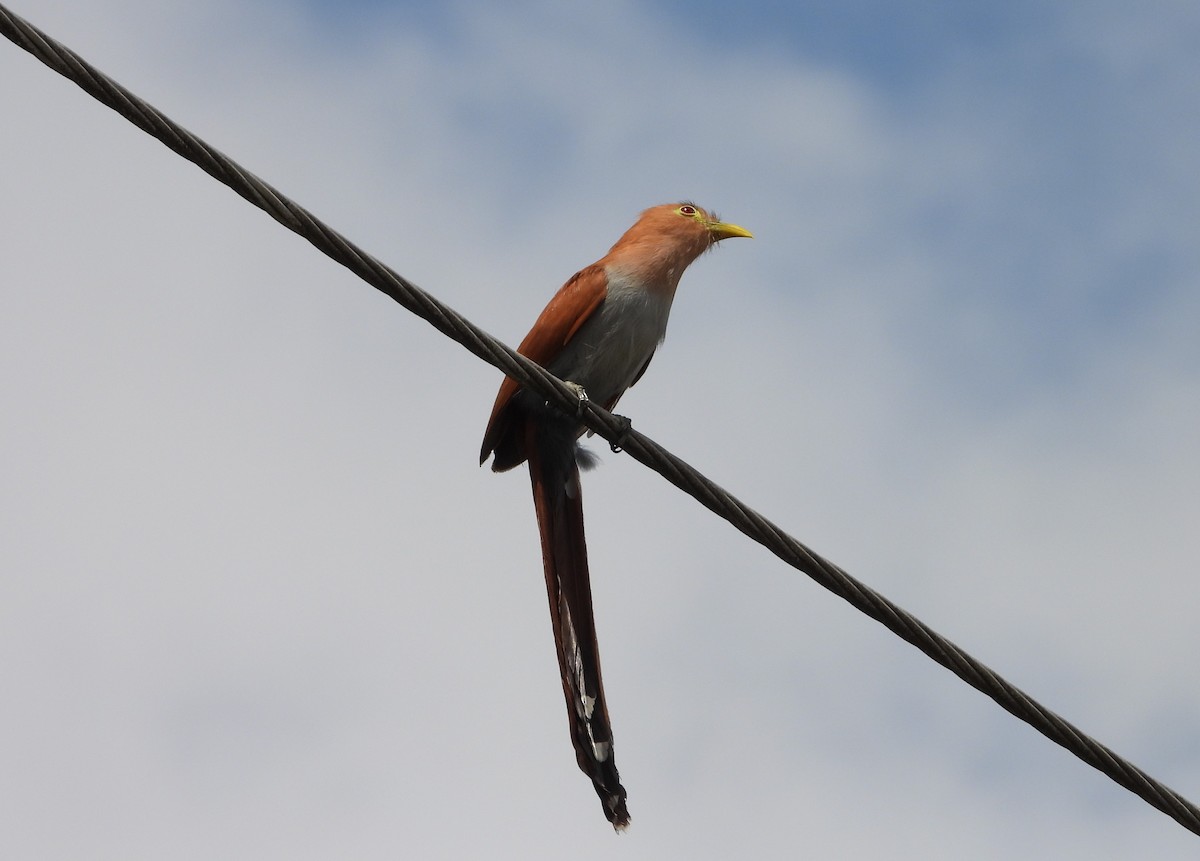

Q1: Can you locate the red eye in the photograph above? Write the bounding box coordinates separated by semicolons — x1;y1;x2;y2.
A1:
679;204;697;216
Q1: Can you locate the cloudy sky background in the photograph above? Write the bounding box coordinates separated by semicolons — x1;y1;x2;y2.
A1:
2;0;1199;857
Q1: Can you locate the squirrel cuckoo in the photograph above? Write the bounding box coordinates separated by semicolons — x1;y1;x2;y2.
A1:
479;203;751;829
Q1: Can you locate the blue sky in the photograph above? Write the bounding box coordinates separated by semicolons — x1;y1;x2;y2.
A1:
2;0;1199;858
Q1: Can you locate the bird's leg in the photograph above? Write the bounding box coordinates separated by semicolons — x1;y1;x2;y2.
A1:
563;381;589;419
560;379;631;451
608;414;633;454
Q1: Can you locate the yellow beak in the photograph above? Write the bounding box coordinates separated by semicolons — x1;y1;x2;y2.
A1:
708;220;753;240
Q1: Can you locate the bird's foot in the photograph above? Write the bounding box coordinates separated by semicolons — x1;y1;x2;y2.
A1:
563;381;589;418
609;414;633;453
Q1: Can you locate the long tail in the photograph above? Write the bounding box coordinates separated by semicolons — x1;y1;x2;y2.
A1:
525;419;630;830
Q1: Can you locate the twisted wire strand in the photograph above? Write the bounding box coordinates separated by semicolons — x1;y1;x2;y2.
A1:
3;3;1197;837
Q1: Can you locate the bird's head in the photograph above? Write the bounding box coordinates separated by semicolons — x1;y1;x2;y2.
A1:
605;202;752;286
668;201;754;243
628;201;753;246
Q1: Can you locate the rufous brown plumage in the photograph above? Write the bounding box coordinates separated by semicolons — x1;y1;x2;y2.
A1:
480;202;751;829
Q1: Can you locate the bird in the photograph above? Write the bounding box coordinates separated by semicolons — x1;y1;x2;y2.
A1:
479;202;752;829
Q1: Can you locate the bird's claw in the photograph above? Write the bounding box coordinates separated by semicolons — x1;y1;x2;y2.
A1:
560;382;630;452
564;381;589;418
609;414;633;453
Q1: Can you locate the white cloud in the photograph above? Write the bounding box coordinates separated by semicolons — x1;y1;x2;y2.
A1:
2;0;1198;857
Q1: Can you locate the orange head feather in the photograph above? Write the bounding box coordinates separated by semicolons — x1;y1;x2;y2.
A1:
601;202;752;295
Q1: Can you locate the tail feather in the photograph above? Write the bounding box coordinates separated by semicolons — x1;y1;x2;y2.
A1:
526;420;630;830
